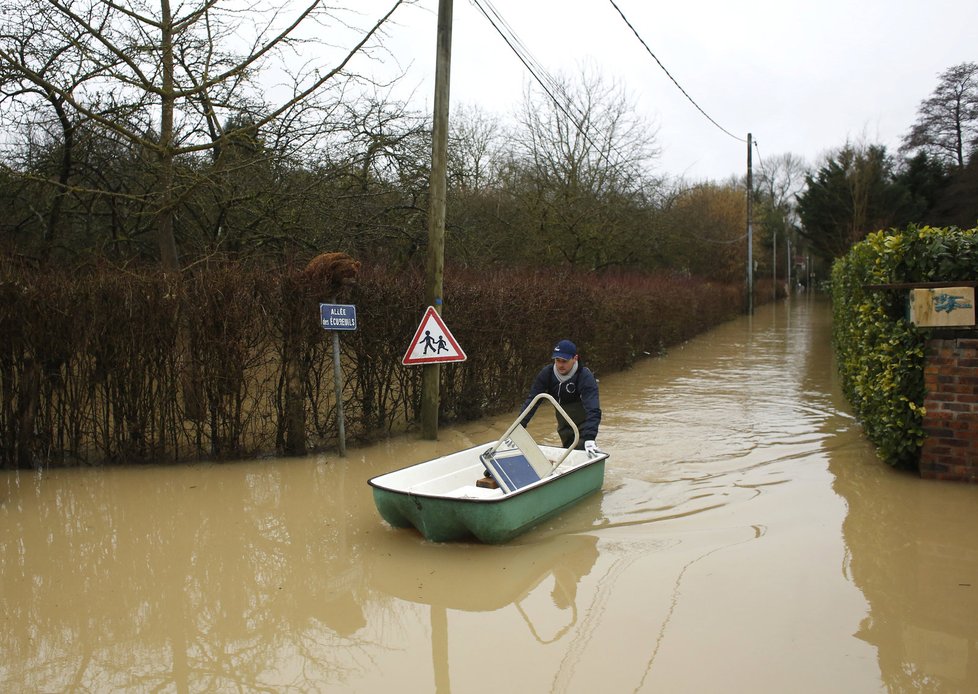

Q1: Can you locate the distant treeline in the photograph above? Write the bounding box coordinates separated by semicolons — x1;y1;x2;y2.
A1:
0;260;779;468
0;2;784;286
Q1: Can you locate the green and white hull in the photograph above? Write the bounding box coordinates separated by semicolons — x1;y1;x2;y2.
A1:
368;443;608;544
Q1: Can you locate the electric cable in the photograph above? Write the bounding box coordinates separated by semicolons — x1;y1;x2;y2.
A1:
469;0;751;249
470;0;645;177
474;0;565;112
607;0;746;143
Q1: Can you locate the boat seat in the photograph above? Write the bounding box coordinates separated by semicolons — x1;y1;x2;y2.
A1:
449;485;504;499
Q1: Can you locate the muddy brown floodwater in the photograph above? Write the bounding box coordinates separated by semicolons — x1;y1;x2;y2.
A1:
3;296;978;693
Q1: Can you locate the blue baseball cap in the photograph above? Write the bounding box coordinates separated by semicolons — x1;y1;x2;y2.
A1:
552;339;577;360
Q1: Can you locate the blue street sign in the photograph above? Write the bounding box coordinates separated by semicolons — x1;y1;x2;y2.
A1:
320;303;357;331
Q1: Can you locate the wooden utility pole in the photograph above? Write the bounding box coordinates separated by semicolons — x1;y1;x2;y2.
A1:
746;133;754;315
421;0;453;440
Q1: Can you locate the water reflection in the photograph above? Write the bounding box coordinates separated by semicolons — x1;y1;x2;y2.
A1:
366;533;599;613
794;299;978;694
4;297;978;693
832;450;978;692
366;533;600;692
0;461;378;691
0;447;606;692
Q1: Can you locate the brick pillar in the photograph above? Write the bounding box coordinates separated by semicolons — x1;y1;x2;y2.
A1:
920;337;978;482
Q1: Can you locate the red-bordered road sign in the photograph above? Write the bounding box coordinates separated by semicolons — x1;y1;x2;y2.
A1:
402;306;467;365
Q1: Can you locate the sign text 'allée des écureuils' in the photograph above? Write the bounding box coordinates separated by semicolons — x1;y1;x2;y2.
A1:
320;303;357;331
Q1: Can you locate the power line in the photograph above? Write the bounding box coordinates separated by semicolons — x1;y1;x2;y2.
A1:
470;0;643;175
473;0;564;111
607;0;746;143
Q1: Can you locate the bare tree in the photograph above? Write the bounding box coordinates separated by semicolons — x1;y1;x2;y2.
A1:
901;62;978;170
0;2;103;248
754;152;807;271
448;103;504;193
0;0;411;270
509;65;660;269
756;152;807;219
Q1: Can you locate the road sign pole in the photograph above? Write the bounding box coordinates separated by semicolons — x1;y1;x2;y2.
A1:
331;327;346;457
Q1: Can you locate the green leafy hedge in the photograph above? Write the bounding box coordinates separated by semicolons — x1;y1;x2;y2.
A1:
831;225;978;468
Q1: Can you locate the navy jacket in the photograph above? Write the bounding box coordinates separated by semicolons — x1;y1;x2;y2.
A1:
521;363;601;442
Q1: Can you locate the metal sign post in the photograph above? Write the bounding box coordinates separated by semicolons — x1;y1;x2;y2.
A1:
320;302;357;456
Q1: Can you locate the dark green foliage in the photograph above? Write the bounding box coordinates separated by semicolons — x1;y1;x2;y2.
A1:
894;152;951;222
830;225;978;468
798;144;911;262
928;154;978;228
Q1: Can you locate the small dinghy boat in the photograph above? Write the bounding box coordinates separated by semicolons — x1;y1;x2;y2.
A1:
368;394;608;543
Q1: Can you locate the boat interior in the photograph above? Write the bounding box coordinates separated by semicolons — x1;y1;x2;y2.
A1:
371;443;594;500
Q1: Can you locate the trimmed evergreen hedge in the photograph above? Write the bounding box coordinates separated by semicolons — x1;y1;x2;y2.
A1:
830;225;978;468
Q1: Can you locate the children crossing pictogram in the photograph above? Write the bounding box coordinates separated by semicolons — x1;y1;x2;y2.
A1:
402;306;467;365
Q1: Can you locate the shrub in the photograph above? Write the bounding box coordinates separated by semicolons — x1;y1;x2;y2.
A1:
831;225;978;468
0;259;749;467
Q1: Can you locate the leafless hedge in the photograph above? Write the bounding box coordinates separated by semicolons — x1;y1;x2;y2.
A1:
0;260;751;468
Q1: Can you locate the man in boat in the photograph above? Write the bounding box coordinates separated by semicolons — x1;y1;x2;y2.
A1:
520;339;602;453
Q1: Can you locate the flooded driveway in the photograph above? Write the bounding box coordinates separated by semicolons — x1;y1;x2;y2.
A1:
3;296;977;693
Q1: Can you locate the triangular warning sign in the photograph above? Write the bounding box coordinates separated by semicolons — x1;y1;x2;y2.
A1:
402;306;467;365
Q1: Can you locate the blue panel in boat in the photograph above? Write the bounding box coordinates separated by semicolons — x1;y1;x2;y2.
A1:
485;451;542;493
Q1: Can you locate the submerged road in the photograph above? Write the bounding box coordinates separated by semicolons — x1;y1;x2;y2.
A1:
2;295;977;692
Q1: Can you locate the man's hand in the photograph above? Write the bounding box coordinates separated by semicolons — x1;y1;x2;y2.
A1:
584;440;601;457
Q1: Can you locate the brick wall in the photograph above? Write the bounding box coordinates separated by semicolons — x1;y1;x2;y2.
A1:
920;338;978;482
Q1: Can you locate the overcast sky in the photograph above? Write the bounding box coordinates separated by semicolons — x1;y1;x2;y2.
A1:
370;0;976;182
